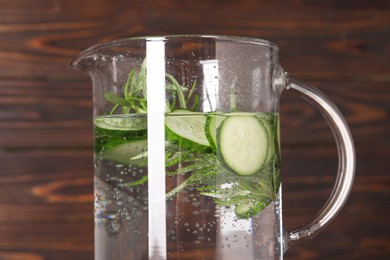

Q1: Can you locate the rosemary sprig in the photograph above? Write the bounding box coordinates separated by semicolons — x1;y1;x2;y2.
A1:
104;59;198;114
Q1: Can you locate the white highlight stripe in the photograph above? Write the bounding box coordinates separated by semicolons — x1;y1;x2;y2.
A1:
146;39;167;259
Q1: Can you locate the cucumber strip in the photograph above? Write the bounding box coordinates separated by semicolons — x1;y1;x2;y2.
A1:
205;113;226;152
102;139;147;165
217;115;269;176
234;198;268;219
256;115;275;166
277;116;281;152
165;109;210;148
94;116;146;131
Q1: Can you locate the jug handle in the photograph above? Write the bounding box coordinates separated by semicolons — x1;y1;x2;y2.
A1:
284;76;356;246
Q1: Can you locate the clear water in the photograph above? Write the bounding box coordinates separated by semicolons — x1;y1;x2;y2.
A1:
94;113;283;260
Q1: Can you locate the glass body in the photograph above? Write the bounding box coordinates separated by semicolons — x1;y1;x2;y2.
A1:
72;35;355;260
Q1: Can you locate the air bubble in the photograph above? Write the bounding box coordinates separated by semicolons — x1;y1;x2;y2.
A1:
106;219;121;234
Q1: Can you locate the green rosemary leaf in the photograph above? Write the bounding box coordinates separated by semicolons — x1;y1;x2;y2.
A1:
104;92;132;107
120;175;148;188
166;74;187;109
187;79;197;103
191;95;199;111
124;69;136;100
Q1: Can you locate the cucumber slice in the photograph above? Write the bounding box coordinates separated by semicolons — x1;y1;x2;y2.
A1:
217;115;269;176
94;116;147;154
165;109;210;150
234;197;269;219
277;115;281;152
102;139;147;165
235;200;261;219
256;115;275;166
205;113;226;152
94;116;146;131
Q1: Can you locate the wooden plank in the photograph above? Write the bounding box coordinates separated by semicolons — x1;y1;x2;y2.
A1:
0;0;388;80
0;150;94;259
280;80;390;145
0;80;92;148
282;144;390;259
0;149;93;204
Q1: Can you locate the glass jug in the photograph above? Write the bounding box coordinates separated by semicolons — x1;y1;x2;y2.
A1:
71;35;355;260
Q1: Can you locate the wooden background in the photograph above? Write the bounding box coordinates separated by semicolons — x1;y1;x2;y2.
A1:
0;0;389;259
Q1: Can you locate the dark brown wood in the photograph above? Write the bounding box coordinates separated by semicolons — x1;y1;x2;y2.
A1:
0;0;389;259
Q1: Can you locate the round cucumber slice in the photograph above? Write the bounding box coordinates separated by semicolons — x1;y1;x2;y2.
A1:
217;115;269;176
165;110;210;148
102;139;147;165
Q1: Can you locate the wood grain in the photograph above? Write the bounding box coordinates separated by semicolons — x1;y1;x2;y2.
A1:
0;0;389;259
0;80;92;148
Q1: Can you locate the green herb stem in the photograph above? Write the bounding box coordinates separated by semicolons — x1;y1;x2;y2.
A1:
166;74;187;109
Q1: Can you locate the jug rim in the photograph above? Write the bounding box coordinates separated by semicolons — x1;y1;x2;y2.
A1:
71;35;279;71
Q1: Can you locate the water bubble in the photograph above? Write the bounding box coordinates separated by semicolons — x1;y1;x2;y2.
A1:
106;218;121;234
100;211;118;219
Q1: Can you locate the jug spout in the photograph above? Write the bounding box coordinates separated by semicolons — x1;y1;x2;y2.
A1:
70;40;120;73
70;43;105;73
70;53;96;73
